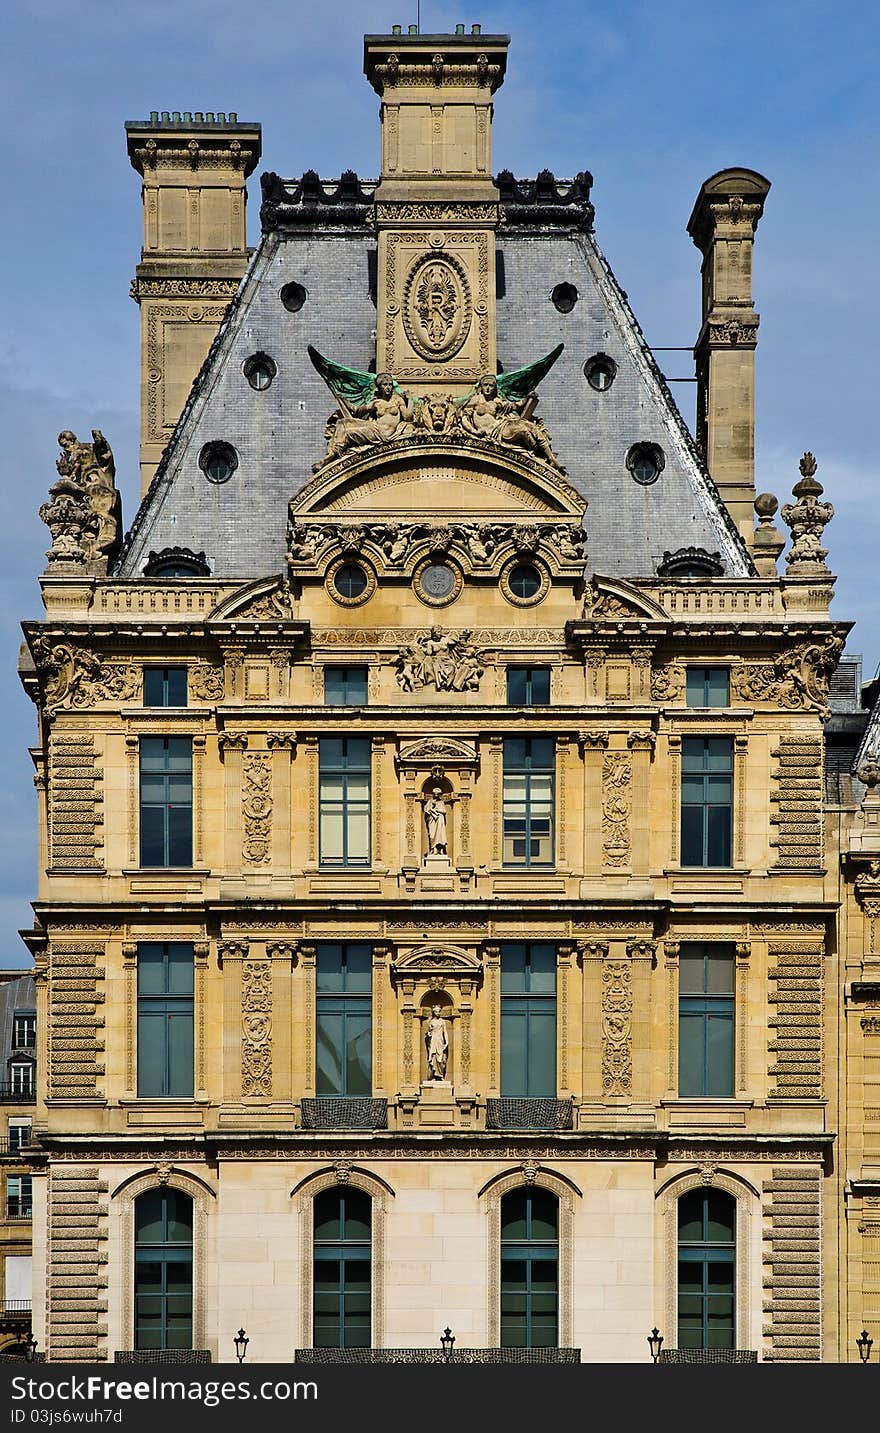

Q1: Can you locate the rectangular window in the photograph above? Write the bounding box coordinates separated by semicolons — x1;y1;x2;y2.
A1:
315;944;372;1096
139;737;193;867
12;1012;35;1048
500;943;556;1097
324;667;368;707
678;944;735;1097
506;667;551;705
7;1120;31;1153
680;737;733;867
686;667;729;707
9;1064;34;1097
143;667;188;707
503;737;554;866
137;944;194;1098
319;738;371;867
6;1176;32;1219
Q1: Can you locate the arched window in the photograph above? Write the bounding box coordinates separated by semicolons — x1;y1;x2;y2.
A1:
313;1187;371;1348
134;1189;193;1350
500;1187;558;1347
677;1188;736;1349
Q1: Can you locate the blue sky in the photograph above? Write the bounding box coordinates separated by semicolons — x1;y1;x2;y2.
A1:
0;0;877;958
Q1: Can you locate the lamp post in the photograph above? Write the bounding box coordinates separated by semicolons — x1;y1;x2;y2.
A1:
440;1327;455;1362
647;1328;664;1364
24;1334;38;1362
856;1329;873;1364
233;1328;249;1364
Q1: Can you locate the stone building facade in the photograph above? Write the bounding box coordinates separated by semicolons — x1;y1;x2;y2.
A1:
19;27;875;1362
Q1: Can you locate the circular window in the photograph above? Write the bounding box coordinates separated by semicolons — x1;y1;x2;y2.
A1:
627;442;665;486
551;282;578;313
199;441;238;485
501;561;548;606
327;559;375;606
584;353;617;392
243;352;277;391
280;281;307;312
414;559;462;607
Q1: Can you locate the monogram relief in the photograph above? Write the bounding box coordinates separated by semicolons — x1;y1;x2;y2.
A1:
403;252;471;361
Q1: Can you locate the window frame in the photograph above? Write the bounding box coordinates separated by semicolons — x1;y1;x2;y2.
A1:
677;944;735;1098
319;737;371;869
134;1188;194;1351
136;943;195;1099
676;1188;736;1351
11;1011;35;1049
315;943;372;1097
500;943;557;1097
500;1187;559;1348
686;667;730;708
506;667;551;706
143;667;188;708
502;736;555;868
6;1174;33;1219
9;1062;35;1097
324;667;369;708
139;736;193;868
312;1186;372;1350
680;736;733;868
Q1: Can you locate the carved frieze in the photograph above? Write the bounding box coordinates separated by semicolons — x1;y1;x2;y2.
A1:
650;663;685;703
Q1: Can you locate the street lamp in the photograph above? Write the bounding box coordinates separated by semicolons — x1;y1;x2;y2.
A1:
856;1329;873;1364
647;1328;664;1364
440;1327;455;1362
24;1334;38;1363
233;1328;249;1364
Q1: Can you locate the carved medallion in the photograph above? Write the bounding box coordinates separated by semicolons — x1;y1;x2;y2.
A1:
403;253;471;361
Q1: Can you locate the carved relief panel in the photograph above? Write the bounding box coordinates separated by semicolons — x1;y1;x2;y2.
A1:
377;230;493;389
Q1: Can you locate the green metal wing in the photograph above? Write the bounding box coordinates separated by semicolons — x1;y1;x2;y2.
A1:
496;343;564;401
307;345;378;407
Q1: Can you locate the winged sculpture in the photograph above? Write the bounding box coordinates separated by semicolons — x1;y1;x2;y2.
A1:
307;342;565;470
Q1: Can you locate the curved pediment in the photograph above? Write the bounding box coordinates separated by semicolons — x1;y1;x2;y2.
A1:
397;737;479;768
581;575;669;622
208;576;297;623
391;944;483;978
290;439;587;522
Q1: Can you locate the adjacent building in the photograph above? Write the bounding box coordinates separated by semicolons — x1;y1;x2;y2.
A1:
0;971;36;1355
19;27;878;1362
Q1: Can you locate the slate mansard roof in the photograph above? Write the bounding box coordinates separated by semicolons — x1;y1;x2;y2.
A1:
117;171;753;581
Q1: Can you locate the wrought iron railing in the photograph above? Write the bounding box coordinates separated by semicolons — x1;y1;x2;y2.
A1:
5;1202;33;1220
294;1347;581;1364
0;1137;32;1155
0;1301;32;1315
300;1097;388;1131
0;1085;36;1103
657;1349;757;1364
485;1097;574;1131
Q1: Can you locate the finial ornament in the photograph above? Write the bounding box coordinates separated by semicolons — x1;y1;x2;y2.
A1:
781;452;834;575
752;492;785;576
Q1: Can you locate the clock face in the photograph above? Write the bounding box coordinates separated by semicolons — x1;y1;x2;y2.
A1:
420;563;456;598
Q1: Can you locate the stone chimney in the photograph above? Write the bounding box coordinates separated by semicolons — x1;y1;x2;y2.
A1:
688;168;771;546
364;27;509;393
126;113;261;495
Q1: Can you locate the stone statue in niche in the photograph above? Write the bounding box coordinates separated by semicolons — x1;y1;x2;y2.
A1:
40;429;122;571
424;788;449;855
425;1006;449;1080
458;374;563;468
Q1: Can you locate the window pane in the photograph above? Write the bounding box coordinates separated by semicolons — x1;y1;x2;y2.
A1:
707;950;735;994
706;1193;736;1243
506;669;529;704
501;1008;528;1095
346;809;371;863
680;805;705;866
526;944;556;994
501;1190;528;1241
320;809;344;863
316;946;344;993
707;668;729;705
706;1010;734;1096
137;1010;167;1097
678;1012;704;1096
677;1191;704;1243
167;1011;194;1097
316;1010;344;1095
342;945;371;993
345;1012;372;1095
167;805;193;867
528;1190;558;1240
678;947;705;995
501;945;527;994
167;944;195;997
529;738;555;769
342;1191;372;1241
140;806;167;867
527;1009;556;1095
314;1191;342;1243
138;945;166;996
706;804;732;866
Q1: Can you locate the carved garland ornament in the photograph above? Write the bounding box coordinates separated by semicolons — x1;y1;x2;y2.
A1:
241;958;272;1097
602;752;632;867
242;753;272;864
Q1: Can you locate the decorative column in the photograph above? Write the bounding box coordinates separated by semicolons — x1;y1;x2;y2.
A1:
627;729;656;875
217;940;247;1105
267;732;296;873
297;943;316;1100
579;941;607;1102
484;944;501;1097
266;941;297;1104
